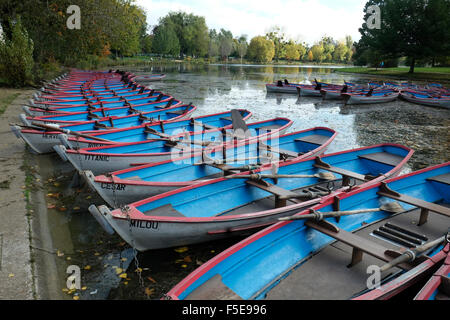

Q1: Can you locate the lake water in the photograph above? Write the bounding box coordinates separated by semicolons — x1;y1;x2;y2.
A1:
30;63;449;300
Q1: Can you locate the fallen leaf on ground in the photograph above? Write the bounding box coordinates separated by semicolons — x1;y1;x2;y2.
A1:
84;265;91;270
115;267;123;274
183;256;192;263
119;273;127;279
8;273;14;278
145;287;154;297
174;246;188;253
147;276;157;283
73;296;80;300
47;204;56;209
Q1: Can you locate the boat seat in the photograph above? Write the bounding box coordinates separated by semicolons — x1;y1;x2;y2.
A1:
358;152;404;167
185;274;242;300
245;180;301;207
166;109;187;115
258;142;299;159
295;134;330;145
257;124;281;131
377;182;450;224
122;176;143;181
313;157;368;182
426;173;450;185
143;203;185;217
220;116;232;122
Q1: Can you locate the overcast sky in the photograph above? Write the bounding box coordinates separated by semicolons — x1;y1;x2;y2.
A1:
136;0;368;45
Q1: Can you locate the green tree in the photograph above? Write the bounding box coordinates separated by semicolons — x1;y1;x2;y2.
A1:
310;44;325;63
247;36;275;63
284;42;300;61
218;29;233;60
152;22;180;56
265;26;286;61
0;17;34;86
357;0;450;73
235;35;248;62
333;42;348;62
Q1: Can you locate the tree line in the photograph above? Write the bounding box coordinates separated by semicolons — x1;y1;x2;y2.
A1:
148;12;354;64
0;0;148;86
353;0;450;72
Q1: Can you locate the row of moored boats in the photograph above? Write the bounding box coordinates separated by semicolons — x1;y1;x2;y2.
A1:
266;79;450;108
10;70;449;300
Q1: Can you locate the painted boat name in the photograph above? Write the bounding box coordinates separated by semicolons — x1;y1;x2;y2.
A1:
84;154;110;161
100;182;126;191
130;219;158;229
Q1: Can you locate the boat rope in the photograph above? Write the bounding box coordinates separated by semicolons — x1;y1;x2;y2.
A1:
120;204;148;299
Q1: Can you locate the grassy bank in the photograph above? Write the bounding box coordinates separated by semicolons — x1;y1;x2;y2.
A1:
335;67;450;82
0;90;21;115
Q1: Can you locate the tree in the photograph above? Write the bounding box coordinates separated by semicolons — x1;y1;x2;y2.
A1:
152;22;180;56
160;11;210;57
247;36;275;63
333;42;348;62
218;29;233;60
357;0;450;73
307;50;314;61
265;26;286;61
284;42;300;61
310;44;325;63
0;17;34;86
235;35;248;62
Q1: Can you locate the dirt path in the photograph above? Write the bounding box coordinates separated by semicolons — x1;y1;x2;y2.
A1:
0;88;35;299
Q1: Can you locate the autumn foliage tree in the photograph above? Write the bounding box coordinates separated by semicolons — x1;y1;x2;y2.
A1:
247;36;275;63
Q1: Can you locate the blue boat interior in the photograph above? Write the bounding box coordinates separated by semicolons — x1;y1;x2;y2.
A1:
41;98;178;121
176;164;450;300
82;110;252;143
114;129;335;182
62;104;193;131
136;145;410;218
82;118;290;154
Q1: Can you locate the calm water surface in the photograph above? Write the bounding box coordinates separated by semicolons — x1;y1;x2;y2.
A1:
30;64;449;300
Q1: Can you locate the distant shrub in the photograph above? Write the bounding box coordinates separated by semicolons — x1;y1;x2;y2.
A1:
0;18;34;87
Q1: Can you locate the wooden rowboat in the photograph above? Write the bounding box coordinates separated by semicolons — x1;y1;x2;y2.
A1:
59;109;252;150
82;127;337;207
55;117;293;174
414;245;450;300
342;91;399;105
399;92;450;109
165;162;449;300
22;98;182;125
11;104;196;154
87;143;413;251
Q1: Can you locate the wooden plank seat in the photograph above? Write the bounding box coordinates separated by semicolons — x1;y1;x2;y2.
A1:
190;119;219;130
426;173;450;185
185;274;242;300
143;203;185;217
219;116;232;122
377;182;450;225
258;142;300;159
358;152;404;167
257;124;282;131
295;134;330;145
153;98;175;108
313;157;370;184
304;219;425;269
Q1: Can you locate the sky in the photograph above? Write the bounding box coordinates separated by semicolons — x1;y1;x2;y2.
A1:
136;0;368;45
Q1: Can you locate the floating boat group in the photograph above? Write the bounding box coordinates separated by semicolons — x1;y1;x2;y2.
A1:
267;79;450;108
11;69;450;300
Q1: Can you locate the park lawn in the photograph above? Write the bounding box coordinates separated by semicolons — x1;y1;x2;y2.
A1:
336;67;450;82
0;89;21;115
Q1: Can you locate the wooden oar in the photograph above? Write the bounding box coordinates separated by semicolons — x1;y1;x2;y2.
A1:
30;122;113;142
278;202;404;221
224;172;336;180
379;234;448;272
